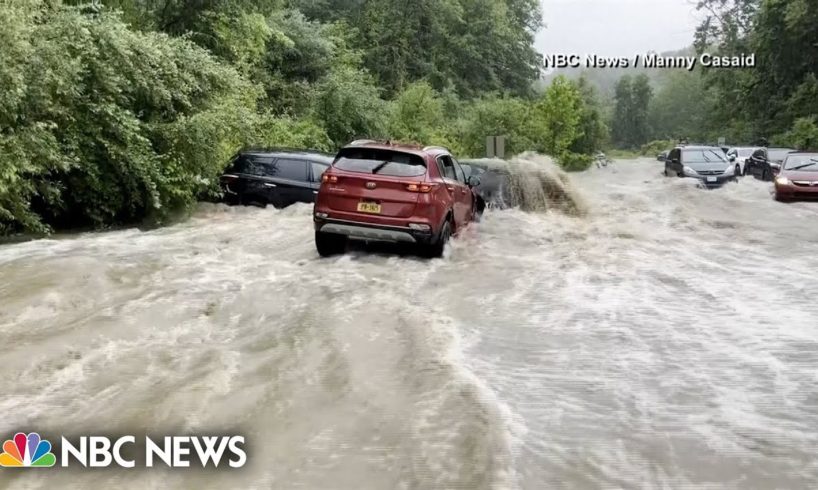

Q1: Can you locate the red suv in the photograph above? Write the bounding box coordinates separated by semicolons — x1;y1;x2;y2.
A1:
313;140;482;257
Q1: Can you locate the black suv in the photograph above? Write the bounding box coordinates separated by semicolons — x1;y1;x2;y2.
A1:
220;149;334;208
745;147;796;180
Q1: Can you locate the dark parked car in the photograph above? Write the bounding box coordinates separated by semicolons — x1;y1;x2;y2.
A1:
774;152;818;202
725;146;760;176
313;140;482;258
745;147;796;180
220;149;334;207
661;146;737;187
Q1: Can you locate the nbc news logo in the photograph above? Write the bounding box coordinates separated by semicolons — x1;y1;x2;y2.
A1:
0;432;246;469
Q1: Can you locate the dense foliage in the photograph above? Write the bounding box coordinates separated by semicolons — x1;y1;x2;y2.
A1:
610;0;818;149
0;1;262;233
0;0;609;235
611;75;652;148
647;71;715;143
293;0;544;97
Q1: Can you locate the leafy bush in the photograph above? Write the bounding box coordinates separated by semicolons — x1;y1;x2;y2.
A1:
558;152;594;172
455;96;536;157
311;66;387;147
387;82;446;143
249;117;334;152
0;1;259;233
772;117;818;150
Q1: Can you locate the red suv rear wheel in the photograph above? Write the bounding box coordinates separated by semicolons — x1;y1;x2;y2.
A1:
421;220;451;258
315;231;347;257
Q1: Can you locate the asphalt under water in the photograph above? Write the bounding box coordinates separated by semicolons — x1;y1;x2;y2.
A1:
1;158;817;489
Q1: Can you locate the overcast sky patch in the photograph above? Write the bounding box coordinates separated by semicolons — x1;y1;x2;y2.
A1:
536;0;702;56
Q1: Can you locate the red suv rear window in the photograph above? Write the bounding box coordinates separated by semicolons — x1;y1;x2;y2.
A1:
334;148;426;177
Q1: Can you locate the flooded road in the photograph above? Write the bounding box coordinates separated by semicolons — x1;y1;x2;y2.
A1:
1;157;817;489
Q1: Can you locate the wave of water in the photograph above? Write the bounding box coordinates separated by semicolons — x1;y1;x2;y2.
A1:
464;153;587;216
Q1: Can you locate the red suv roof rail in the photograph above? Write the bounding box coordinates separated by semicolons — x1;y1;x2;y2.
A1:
422;145;450;152
346;139;434;150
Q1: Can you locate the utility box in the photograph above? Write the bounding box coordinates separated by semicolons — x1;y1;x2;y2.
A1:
486;136;506;159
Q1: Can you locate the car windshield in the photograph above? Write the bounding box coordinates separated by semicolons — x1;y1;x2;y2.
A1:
737;148;755;157
769;149;794;161
334;148;426;177
683;149;727;164
783;154;818;171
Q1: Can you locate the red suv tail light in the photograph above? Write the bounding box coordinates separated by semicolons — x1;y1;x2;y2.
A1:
405;183;434;193
322;174;338;183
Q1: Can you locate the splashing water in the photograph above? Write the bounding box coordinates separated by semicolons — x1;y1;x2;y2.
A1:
463;153;587;216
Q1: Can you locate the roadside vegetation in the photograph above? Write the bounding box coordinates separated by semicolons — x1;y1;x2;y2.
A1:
0;0;609;235
7;0;810;236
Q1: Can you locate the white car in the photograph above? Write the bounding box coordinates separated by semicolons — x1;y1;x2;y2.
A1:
725;147;761;176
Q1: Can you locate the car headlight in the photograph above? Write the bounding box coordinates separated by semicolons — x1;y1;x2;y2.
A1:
723;165;735;176
683;166;698;176
775;176;791;186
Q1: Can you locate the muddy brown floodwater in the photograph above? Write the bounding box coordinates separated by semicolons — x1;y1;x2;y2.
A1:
1;157;817;489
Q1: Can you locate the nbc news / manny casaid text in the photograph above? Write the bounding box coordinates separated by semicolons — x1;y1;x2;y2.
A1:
544;53;756;71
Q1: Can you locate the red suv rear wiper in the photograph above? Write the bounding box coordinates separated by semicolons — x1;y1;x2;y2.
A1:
371;160;391;174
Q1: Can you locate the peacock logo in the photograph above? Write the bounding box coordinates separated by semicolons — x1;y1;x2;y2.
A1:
0;432;56;468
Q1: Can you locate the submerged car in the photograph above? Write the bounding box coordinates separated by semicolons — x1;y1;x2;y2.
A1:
661;146;736;187
220;149;333;207
459;161;507;210
774;152;818;202
746;147;796;181
313;140;482;258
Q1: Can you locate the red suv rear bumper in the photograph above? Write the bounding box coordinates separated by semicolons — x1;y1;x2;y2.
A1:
314;216;435;244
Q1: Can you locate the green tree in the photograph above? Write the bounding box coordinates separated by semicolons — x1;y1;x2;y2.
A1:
96;0;286;34
387;82;446;143
750;0;818;135
455;96;535;157
296;0;543;97
692;0;818;143
630;74;653;146
647;70;714;142
693;0;759;51
311;66;387;146
570;76;609;155
530;76;583;157
611;74;653;148
611;75;632;147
